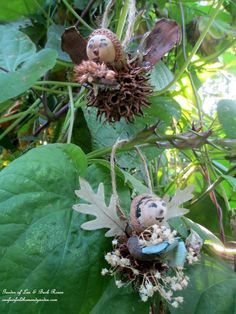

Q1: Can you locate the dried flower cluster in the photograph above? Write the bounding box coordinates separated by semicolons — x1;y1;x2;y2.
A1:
75;60;116;85
102;224;201;307
75;60;152;122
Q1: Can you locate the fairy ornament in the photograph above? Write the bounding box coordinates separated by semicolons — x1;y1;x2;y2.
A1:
62;19;181;122
73;140;203;307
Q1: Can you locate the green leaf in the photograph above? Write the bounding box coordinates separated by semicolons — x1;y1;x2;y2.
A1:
0;144;90;313
149;61;174;91
170;256;236;314
0;26;57;103
147;96;182;123
91;281;148;314
0;0;46;21
0;49;57;103
73;0;89;10
46;24;71;62
217;99;236;139
0;26;36;71
183;218;223;246
222;175;236;191
0;146;147;314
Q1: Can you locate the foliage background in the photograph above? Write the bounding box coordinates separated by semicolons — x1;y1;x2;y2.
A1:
0;0;236;313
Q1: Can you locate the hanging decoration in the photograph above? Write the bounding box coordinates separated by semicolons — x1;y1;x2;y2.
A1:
73;141;203;307
62;19;181;122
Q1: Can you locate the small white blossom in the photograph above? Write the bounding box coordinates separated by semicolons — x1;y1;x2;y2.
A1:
146;282;155;297
155;271;161;279
101;268;109;275
175;296;184;303
171;301;179;308
120;257;131;267
132;268;139;275
114;249;120;256
165;290;173;301
140;294;148;302
112;239;118;246
181;278;189;287
171;283;182;291
115;280;125;288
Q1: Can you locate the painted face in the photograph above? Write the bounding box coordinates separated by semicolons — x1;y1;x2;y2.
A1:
130;194;167;231
86;34;116;63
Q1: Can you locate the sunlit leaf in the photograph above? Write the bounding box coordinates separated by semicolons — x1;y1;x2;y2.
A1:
217;99;236;139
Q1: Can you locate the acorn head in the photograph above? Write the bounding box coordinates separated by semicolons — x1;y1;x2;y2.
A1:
130;194;167;233
86;28;124;66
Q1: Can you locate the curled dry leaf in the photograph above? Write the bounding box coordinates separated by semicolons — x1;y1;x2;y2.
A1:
73;177;126;237
143;18;181;66
165;185;194;220
61;26;88;65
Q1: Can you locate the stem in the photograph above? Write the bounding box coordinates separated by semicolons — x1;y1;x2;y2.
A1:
191;165;236;206
154;0;225;96
0;99;40;140
35;81;80;87
193;39;236;67
116;0;129;41
61;0;93;31
110;140;128;220
0;112;26;124
33;85;69;95
67;86;75;143
135;146;153;193
102;0;115;28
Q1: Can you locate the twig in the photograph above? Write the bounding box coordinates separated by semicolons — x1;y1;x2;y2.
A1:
110;139;128;220
33;103;69;137
81;0;96;18
61;0;93;31
135;146;153;194
101;0;115;28
67;86;75;143
122;0;136;47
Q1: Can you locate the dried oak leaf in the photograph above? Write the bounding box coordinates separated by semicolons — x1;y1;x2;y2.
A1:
73;177;126;237
164;185;194;220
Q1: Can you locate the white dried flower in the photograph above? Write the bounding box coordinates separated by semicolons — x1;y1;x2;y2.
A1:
171;282;182;291
112;239;118;245
155;271;161;279
175;296;184;303
165;290;173;301
115;280;125;288
120;257;131;267
132;268;139;275
171;301;179;308
140;294;148;302
101;268;109;275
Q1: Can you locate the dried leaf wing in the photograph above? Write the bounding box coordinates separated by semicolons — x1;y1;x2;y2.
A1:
165;185;194;220
61;26;88;64
73;177;126;237
143;18;181;66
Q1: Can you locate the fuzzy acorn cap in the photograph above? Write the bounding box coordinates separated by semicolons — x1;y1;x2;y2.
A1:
130;194;167;233
87;28;124;63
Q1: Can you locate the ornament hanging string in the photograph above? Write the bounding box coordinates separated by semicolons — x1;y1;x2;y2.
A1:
135;146;153;194
110;139;128;220
101;0;115;28
110;140;154;222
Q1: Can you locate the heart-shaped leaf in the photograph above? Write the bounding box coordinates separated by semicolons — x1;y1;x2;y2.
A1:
0;146;148;314
0;26;57;103
217;99;236;139
0;0;46;21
